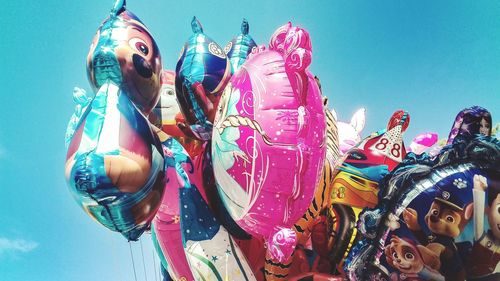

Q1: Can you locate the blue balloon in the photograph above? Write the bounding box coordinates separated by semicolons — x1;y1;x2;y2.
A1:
65;0;165;241
175;17;231;141
225;19;257;74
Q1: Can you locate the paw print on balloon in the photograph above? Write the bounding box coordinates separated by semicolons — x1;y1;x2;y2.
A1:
453;178;467;189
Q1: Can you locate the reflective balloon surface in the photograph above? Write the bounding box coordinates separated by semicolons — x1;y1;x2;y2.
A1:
86;0;162;114
264;101;341;280
65;0;165;241
65;82;165;241
347;133;499;281
212;22;326;262
175;17;231;141
328;110;410;273
153;138;196;281
408;132;438;155
224;19;257;74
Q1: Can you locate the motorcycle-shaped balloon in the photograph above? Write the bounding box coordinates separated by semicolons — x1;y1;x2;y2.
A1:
328;110;410;275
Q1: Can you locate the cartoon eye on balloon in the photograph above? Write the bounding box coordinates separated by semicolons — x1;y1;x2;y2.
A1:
86;0;162;115
346;109;499;281
65;0;165;241
446;106;492;145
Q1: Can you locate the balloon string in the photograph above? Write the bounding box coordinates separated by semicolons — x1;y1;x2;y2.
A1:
152;246;158;281
140;237;148;281
112;239;124;281
129;242;138;281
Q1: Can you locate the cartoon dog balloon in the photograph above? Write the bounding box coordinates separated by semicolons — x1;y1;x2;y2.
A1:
86;0;162;114
148;70;183;136
346;107;499;281
65;0;165;241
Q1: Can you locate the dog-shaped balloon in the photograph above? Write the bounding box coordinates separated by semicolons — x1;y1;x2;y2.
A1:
65;0;164;241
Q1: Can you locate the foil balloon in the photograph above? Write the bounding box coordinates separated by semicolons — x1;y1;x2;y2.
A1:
212;22;327;263
264;96;341;280
154;137;256;281
224;19;257;74
65;0;165;241
429;106;492;158
408;132;438;155
332;108;366;155
347;132;500;281
327;110;410;274
86;0;162;114
148;69;205;158
148;70;183;136
152;137;195;281
151;225;174;281
65;87;94;148
180;186;257;281
175;17;231;141
446;106;493;145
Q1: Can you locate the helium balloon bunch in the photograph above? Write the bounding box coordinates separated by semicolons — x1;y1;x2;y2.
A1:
64;1;498;281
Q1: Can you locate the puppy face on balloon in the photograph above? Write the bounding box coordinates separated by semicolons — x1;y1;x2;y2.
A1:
86;2;162;114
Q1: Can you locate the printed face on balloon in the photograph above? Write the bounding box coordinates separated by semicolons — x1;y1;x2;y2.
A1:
154;71;180;125
159;84;180;121
87;11;162;114
479;118;491;135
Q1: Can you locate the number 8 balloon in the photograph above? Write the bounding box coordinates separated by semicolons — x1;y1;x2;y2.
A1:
328;110;410;274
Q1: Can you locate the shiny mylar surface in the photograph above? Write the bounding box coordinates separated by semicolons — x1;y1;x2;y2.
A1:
65;0;165;241
225;19;257;74
175;17;231;141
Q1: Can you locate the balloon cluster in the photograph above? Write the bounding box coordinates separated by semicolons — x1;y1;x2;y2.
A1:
64;1;499;280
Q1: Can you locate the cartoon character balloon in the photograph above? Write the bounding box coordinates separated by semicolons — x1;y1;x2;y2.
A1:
224;19;257;74
328;110;410;274
429;106;492;157
86;0;162;114
332;108;366;155
347;132;499;281
148;70;204;158
212;22;327;263
446;106;493;145
65;0;165;241
152;137;196;281
148;70;182;135
264;97;341;281
175;17;231;141
154;137;256;281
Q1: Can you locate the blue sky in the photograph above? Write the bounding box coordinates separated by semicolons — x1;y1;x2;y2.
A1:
0;1;498;280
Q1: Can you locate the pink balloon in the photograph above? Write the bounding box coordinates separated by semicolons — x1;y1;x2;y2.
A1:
408;132;438;155
212;22;326;262
153;142;195;281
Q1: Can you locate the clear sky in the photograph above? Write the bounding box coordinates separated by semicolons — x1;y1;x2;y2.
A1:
0;1;498;280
